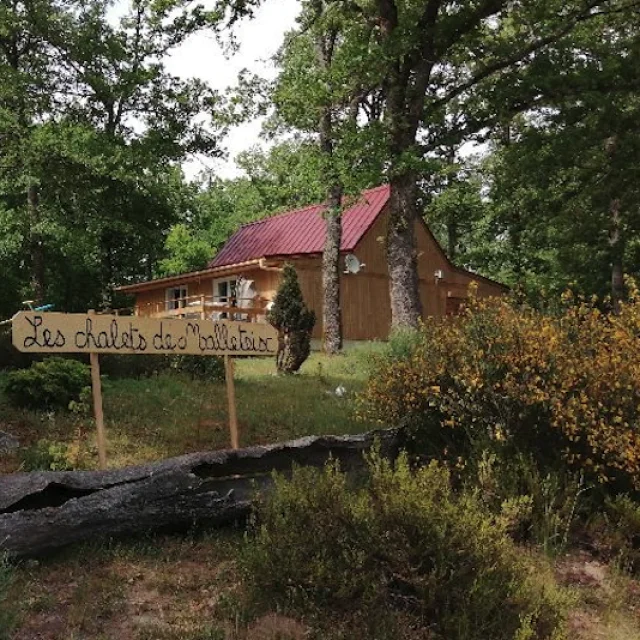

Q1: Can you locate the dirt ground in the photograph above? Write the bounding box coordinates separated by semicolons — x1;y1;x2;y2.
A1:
6;533;640;640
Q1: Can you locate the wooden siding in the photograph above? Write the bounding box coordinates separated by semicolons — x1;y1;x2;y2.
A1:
131;204;505;340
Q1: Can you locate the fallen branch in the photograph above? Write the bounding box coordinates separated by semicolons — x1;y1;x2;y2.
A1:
0;428;400;558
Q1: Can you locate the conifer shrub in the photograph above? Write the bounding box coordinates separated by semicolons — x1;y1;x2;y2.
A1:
268;263;315;373
359;288;640;493
243;455;568;640
4;356;91;410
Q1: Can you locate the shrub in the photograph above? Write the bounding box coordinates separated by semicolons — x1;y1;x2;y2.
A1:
586;495;640;573
3;356;91;410
472;452;588;552
268;263;315;374
98;353;173;379
359;289;640;493
21;437;89;471
243;455;567;640
171;354;225;381
84;354;224;381
0;326;38;370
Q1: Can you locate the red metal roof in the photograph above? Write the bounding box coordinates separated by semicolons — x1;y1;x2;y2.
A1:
209;184;390;269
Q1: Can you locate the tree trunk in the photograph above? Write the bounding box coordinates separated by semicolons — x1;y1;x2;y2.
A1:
315;19;344;355
444;145;458;261
387;173;423;328
609;197;624;313
28;183;45;305
322;183;343;354
0;429;401;558
447;220;458;261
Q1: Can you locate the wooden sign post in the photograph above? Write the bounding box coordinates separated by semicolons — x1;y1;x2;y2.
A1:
12;311;278;462
87;310;107;468
224;355;239;449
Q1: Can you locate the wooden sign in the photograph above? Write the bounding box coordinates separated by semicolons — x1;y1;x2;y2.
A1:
12;311;279;466
12;312;278;357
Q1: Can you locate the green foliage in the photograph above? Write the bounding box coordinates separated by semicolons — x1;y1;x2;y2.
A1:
97;353;173;380
171;355;225;381
268;264;315;334
21;438;81;471
0;327;36;370
4;357;91;410
478;9;640;299
268;263;315;374
0;0;225;311
157;223;214;277
243;455;568;640
0;554;16;640
385;327;425;362
360;292;640;493
588;495;640;573
472;452;587;553
190;141;337;261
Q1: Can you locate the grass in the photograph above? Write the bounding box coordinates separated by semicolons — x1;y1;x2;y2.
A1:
0;346;383;472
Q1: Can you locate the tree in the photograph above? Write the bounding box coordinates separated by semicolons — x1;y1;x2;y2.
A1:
482;8;640;302
0;0;231;312
268;263;316;373
0;0;68;305
424;154;488;266
269;3;362;354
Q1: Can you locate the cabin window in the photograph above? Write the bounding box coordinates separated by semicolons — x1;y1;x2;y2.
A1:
165;285;188;310
213;279;237;305
212;278;237;319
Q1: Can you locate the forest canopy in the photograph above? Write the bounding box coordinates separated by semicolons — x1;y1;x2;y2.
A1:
1;0;639;319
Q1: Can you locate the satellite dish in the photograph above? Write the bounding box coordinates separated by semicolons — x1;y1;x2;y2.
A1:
344;254;365;274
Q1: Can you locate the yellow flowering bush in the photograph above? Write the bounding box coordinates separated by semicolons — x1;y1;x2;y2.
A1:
360;287;640;490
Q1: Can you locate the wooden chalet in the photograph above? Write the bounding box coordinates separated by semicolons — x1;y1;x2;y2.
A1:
116;185;507;342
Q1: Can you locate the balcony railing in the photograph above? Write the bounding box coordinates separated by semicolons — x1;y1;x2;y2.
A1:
134;295;269;322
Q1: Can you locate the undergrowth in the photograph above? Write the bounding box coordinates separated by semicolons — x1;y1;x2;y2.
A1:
243;454;570;640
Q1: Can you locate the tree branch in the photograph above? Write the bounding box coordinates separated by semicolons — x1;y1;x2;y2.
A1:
428;0;620;113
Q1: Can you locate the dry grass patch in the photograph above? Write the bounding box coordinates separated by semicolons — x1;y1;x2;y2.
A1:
556;552;640;640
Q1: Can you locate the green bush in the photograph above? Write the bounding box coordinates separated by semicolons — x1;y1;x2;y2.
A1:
20;438;81;471
586;495;640;573
3;357;91;410
471;452;588;553
171;354;225;381
0;327;38;370
98;353;173;379
359;292;640;493
82;353;224;381
385;326;425;362
243;455;568;640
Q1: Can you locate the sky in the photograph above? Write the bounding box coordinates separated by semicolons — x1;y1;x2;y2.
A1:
112;0;301;180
